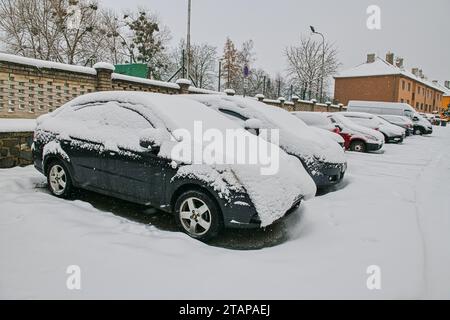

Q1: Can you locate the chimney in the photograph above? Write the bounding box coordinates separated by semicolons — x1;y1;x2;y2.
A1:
412;68;419;76
445;81;450;89
386;52;394;65
367;53;376;63
419;69;424;78
395;57;404;68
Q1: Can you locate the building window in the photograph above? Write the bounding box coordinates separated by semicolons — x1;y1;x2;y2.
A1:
407;83;411;92
400;98;404;103
402;80;405;90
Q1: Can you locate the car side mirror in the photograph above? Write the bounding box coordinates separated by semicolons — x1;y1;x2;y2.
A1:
412;117;419;121
139;128;164;153
244;118;263;136
244;118;263;130
335;125;343;131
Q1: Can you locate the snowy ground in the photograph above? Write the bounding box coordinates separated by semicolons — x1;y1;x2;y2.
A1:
1;127;449;299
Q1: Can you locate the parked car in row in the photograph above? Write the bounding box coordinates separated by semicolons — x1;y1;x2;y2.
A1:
291;112;344;148
185;95;348;188
328;113;385;153
33;92;317;241
338;112;406;143
412;114;433;135
420;113;441;126
378;115;414;136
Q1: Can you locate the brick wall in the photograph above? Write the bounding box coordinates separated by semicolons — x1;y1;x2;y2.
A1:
0;61;97;119
0;131;33;168
254;95;344;113
334;75;397;106
335;74;445;113
0;55;190;119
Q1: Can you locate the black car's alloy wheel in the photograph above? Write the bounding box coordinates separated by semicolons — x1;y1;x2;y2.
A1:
47;160;73;198
175;190;222;241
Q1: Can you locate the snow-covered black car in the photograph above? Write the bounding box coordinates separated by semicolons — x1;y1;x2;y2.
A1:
32;92;316;241
185;95;347;189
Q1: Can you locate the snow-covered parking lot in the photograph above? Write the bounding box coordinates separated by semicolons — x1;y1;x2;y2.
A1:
1;127;449;299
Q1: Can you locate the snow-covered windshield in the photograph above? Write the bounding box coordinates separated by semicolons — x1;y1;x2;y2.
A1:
292;112;331;126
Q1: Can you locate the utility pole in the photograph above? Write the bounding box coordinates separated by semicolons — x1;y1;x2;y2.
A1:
218;60;222;92
186;0;192;80
277;78;281;98
181;49;185;78
263;76;266;96
310;26;325;103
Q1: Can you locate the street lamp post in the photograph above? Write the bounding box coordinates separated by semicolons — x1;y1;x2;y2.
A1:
186;0;192;80
310;26;325;103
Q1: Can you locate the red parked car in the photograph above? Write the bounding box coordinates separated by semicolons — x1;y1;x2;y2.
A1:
327;113;385;153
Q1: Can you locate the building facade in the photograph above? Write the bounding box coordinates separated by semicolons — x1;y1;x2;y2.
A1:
334;53;445;112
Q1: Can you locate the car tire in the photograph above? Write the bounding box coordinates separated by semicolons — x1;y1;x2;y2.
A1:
350;140;366;153
414;128;423;135
46;160;73;198
174;190;223;241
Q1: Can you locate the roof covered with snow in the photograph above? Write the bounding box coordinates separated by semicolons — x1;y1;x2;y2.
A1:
432;82;450;97
335;57;444;93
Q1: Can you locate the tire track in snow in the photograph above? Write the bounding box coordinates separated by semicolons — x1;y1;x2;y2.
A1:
410;138;444;298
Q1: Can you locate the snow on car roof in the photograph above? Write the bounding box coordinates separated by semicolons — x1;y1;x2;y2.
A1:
185;94;346;165
340;111;375;119
291;112;332;126
52;91;245;134
348;100;414;110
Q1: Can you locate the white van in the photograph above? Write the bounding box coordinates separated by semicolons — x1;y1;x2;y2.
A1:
347;100;432;135
347;100;416;119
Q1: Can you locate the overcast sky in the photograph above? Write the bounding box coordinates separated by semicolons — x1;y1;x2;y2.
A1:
104;0;449;83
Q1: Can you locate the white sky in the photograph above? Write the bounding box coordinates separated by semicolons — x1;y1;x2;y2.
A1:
103;0;449;83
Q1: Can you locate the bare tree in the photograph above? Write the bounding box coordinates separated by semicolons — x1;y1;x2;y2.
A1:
0;0;104;65
285;36;340;100
170;40;217;89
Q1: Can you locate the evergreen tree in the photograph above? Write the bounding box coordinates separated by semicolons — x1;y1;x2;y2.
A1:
127;11;168;79
222;38;240;90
